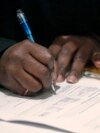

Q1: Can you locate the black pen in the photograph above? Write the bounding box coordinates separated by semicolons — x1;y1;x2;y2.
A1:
16;9;56;94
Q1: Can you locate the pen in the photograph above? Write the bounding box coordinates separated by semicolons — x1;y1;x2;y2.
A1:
16;9;34;42
16;9;56;94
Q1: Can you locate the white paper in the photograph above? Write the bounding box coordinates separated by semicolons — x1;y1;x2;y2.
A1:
0;76;100;133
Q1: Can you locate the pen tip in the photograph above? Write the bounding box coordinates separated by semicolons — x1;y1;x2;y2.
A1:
51;83;56;95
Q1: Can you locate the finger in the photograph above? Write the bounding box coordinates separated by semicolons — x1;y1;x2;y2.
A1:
49;36;69;83
89;36;100;68
27;40;54;70
92;52;100;68
56;40;78;82
23;54;52;90
48;36;69;59
67;43;93;83
3;76;27;96
14;69;42;93
0;64;27;96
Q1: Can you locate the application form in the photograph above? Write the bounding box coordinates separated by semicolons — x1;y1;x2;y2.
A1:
0;76;100;133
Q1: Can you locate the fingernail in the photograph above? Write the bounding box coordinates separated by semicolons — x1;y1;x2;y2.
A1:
56;74;65;82
67;75;78;83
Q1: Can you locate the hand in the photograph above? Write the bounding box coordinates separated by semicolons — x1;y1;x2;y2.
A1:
0;40;54;96
49;35;100;83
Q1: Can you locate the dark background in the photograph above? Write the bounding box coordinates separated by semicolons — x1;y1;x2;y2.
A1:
0;0;100;46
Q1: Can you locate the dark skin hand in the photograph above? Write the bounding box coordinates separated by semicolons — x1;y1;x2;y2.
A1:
0;36;100;96
49;35;100;83
0;40;54;96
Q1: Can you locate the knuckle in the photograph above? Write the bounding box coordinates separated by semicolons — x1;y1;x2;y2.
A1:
10;48;28;62
56;35;71;40
20;39;33;50
22;39;30;45
9;48;24;61
47;54;54;69
61;35;71;40
46;52;53;63
9;49;20;58
60;48;70;56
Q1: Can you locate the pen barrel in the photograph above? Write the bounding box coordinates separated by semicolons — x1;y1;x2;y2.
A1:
20;20;32;36
17;9;35;42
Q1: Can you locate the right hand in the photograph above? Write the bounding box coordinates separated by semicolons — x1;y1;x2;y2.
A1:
0;40;54;96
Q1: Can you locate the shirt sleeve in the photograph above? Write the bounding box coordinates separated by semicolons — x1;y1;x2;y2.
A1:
0;38;17;52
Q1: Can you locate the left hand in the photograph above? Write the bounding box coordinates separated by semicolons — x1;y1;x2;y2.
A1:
49;35;100;83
